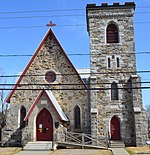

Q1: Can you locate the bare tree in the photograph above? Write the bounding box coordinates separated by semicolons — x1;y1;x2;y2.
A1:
0;71;8;114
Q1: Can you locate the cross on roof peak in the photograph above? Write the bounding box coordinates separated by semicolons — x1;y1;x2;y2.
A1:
46;21;56;28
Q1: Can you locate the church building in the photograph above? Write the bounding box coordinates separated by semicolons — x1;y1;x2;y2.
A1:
2;2;148;147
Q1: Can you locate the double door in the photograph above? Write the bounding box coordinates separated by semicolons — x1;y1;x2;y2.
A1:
36;108;53;141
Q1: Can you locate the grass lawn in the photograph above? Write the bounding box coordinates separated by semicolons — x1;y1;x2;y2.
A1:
50;149;113;155
126;146;150;155
0;147;22;155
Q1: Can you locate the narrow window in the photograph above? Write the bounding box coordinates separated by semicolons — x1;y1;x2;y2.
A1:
74;106;81;129
116;57;120;68
111;82;118;100
20;106;26;129
107;24;119;43
108;57;111;68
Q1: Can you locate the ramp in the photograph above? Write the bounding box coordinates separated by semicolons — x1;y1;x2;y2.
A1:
57;132;108;149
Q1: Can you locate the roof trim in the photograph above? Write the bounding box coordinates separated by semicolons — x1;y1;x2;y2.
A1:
6;29;87;103
24;89;68;122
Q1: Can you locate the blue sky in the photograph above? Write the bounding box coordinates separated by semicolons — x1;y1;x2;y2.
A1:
0;0;150;107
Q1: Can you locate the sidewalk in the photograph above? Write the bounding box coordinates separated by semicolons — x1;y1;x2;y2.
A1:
14;148;130;155
111;148;130;155
14;151;52;155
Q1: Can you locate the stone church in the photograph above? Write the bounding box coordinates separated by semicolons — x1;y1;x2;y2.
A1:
2;2;148;147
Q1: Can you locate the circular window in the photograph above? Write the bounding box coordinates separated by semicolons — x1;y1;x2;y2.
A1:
45;71;56;83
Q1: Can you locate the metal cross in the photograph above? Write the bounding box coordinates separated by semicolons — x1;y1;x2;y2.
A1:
46;21;56;28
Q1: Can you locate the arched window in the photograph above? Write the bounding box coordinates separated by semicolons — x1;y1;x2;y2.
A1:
74;105;81;129
106;24;119;43
111;82;118;100
20;106;26;129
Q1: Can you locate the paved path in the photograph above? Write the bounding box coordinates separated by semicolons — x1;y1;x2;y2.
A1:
14;151;52;155
111;148;130;155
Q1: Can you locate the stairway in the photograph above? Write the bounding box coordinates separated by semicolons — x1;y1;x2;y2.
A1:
23;141;53;151
110;141;125;148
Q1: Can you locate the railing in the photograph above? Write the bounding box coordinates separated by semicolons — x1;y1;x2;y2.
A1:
106;131;111;148
57;131;108;149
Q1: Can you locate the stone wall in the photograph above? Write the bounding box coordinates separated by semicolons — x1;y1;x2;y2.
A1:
2;30;90;146
86;2;148;146
131;75;148;145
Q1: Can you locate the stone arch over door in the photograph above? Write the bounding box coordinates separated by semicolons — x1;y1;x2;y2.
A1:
36;108;53;141
110;116;121;140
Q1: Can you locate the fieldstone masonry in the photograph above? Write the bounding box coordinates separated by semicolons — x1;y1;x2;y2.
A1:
86;2;148;146
2;30;90;146
2;2;148;147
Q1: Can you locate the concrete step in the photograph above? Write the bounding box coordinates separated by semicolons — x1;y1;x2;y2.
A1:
23;141;53;151
110;141;125;148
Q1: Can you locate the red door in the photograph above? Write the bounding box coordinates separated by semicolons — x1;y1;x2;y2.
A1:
36;108;53;141
111;116;121;140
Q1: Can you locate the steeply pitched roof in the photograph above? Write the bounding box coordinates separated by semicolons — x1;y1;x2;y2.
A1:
6;29;87;103
24;89;68;122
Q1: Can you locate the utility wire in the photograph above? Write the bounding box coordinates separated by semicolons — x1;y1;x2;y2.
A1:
0;8;148;15
0;5;147;15
0;81;149;86
0;71;150;78
0;12;148;20
0;87;149;90
0;51;150;57
136;12;150;14
0;14;85;20
0;21;149;30
0;9;85;14
0;24;86;29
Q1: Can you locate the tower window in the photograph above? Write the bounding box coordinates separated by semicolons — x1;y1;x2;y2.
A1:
116;57;120;68
74;105;81;129
106;24;119;43
111;82;119;100
108;57;111;68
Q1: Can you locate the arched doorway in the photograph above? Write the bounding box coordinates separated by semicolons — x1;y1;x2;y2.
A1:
110;116;121;140
36;108;53;141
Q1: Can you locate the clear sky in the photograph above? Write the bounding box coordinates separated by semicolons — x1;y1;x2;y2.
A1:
0;0;150;107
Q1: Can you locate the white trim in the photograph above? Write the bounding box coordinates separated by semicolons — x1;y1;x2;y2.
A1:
33;113;37;141
45;90;68;121
18;108;21;128
106;56;112;68
105;20;120;44
18;105;26;128
115;55;121;68
109;80;119;101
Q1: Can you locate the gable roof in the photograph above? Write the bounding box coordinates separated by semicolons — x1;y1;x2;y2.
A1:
24;89;68;122
6;29;87;103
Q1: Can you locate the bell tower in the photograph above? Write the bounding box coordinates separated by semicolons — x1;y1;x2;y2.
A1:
86;2;148;146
